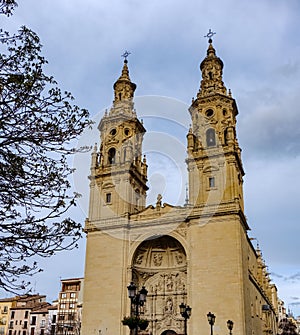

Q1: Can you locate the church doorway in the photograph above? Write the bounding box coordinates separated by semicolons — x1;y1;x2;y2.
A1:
161;330;178;335
131;235;187;335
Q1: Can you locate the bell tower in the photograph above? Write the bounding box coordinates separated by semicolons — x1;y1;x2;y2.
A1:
88;57;148;221
82;58;149;335
186;36;244;213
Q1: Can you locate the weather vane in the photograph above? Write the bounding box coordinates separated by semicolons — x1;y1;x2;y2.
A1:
121;50;131;62
204;29;216;42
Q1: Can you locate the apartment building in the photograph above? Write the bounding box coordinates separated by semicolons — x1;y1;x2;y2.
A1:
0;297;19;335
8;295;49;335
56;278;83;335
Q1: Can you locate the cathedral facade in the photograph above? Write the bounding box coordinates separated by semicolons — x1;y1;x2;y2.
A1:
81;39;278;335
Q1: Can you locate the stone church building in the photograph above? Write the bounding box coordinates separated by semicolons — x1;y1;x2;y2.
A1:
81;39;279;335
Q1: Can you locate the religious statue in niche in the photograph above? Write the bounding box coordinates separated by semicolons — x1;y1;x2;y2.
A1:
153;253;163;267
166;274;174;292
175;252;184;265
164;298;173;314
135;252;144;265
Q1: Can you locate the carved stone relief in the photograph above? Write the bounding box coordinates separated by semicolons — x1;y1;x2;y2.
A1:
131;236;187;335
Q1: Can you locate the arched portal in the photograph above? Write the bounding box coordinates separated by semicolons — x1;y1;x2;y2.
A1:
161;330;178;335
131;235;187;335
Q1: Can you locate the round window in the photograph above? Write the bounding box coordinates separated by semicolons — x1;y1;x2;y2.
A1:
124;128;130;136
110;128;117;136
205;109;214;117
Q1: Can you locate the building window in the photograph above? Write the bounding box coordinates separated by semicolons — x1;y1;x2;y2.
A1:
24;311;28;319
52;315;56;324
30;328;34;335
209;177;215;188
206;128;216;147
108;148;116;164
69;303;75;309
11;312;15;319
41;320;45;328
205;109;214;117
70;292;76;299
106;193;112;204
61;293;67;299
60;304;66;309
31;317;36;326
3;306;8;313
23;321;27;329
9;321;13;329
58;314;64;321
135;189;140;207
68;314;74;321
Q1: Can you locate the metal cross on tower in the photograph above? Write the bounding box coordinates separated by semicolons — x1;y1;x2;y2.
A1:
204;29;216;43
121;50;131;62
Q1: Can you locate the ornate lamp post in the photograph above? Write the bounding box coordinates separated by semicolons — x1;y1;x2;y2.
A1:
127;282;148;334
227;320;234;335
127;282;148;317
179;303;192;335
207;312;216;335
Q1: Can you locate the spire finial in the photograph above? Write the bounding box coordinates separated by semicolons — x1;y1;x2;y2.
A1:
121;50;131;63
204;29;216;43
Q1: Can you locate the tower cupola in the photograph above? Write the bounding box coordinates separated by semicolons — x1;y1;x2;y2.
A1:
111;58;137;115
199;38;227;96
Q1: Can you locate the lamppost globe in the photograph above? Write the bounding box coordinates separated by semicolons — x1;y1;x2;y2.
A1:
179;302;186;315
186;306;192;318
207;312;216;325
179;303;192;335
227;320;234;335
127;282;137;299
207;312;216;335
139;286;148;303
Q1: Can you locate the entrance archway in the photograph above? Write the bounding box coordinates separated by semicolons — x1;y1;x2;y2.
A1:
132;235;187;335
161;330;178;335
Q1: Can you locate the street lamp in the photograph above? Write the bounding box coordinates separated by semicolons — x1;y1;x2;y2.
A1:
127;282;148;335
179;303;192;335
227;320;234;335
127;282;148;317
207;312;216;335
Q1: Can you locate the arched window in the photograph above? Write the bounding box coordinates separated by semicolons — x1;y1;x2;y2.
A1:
224;128;228;145
135;189;140;207
206;128;216;147
108;148;116;164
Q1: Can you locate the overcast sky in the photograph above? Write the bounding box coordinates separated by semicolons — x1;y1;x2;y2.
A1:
2;0;300;317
